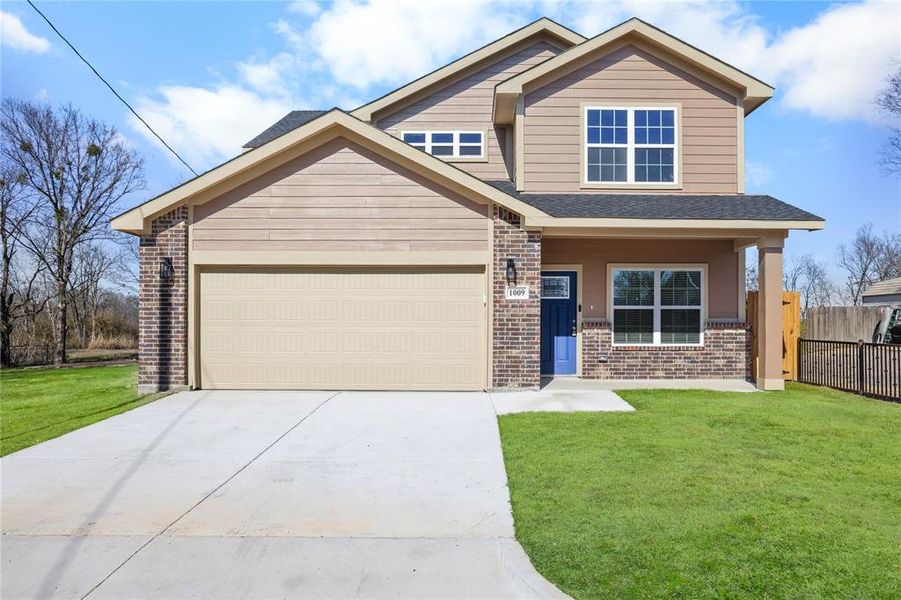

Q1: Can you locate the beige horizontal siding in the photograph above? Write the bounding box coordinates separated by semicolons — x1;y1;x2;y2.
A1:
193;229;487;241
542;238;739;320
193;240;487;252
377;38;562;181
192;138;490;253
524;44;740;193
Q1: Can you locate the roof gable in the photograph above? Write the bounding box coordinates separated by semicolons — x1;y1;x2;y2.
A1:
494;18;773;124
351;17;585;123
110;110;548;234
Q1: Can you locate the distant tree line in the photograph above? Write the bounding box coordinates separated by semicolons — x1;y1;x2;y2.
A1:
1;100;144;367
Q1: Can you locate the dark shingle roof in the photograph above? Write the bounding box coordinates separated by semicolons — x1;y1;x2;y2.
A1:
487;180;823;222
243;110;327;148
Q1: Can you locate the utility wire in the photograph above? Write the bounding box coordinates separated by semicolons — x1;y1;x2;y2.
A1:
26;0;199;176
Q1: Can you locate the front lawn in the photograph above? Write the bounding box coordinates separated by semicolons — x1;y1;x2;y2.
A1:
0;363;159;456
499;383;901;599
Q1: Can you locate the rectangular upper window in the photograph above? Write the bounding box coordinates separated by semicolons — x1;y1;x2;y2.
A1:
402;131;484;159
585;107;678;185
611;267;703;346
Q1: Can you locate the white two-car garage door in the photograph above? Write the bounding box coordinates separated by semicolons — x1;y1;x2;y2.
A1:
198;268;487;390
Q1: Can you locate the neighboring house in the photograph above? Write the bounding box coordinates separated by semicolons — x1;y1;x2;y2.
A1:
862;277;901;305
112;17;823;393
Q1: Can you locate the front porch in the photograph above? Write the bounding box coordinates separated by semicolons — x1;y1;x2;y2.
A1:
533;234;784;390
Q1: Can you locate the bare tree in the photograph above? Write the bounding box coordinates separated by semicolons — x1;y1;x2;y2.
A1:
836;224;892;305
69;243;126;345
1;100;144;364
112;231;140;291
783;254;834;317
874;232;901;281
877;66;901;176
0;164;37;366
745;263;758;293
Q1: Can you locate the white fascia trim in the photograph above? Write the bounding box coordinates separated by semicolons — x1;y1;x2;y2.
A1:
527;217;824;231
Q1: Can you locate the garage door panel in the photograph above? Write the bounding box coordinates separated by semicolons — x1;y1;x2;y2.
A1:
199;269;486;390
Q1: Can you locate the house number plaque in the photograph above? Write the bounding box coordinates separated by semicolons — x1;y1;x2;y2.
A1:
505;285;530;300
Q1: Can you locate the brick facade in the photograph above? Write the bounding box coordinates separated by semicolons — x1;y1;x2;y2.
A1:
581;321;751;379
138;206;189;393
491;206;541;389
134;202;749;390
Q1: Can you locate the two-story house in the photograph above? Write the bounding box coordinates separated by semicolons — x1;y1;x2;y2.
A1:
112;17;823;393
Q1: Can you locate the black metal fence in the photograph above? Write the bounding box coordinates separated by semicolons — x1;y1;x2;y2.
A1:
798;339;901;401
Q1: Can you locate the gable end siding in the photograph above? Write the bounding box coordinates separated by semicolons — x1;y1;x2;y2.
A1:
523;44;740;194
192;138;490;253
377;40;563;181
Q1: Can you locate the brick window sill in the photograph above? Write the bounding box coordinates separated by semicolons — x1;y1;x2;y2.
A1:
611;345;706;352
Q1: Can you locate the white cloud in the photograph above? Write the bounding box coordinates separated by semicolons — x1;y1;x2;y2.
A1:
132;85;292;167
288;0;322;17
307;0;531;89
238;52;297;95
1;11;51;53
763;0;900;122
745;161;774;188
273;19;307;49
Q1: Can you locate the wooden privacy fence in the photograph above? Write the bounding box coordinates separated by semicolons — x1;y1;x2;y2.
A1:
747;291;800;381
797;339;901;401
806;306;884;342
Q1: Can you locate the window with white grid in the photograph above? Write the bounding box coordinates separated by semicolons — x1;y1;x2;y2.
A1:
585;107;678;185
401;131;484;159
611;267;703;346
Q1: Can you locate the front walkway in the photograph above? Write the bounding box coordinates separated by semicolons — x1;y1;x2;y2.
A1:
1;391;566;599
541;376;758;392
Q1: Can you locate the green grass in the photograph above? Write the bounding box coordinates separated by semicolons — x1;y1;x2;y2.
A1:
499;383;901;599
0;363;160;456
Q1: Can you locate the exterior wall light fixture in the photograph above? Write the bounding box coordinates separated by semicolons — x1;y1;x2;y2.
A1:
506;258;517;285
159;257;174;282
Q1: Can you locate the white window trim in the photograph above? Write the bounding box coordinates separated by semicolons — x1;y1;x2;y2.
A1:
401;131;485;159
584;106;679;186
607;264;706;347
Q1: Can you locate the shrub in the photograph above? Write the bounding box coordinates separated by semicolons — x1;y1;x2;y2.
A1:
87;334;137;350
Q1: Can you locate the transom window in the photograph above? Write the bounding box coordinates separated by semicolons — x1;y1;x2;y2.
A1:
611;267;703;345
541;276;570;299
585;107;678;185
402;131;484;158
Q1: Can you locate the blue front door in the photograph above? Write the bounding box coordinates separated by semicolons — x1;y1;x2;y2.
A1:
540;271;577;375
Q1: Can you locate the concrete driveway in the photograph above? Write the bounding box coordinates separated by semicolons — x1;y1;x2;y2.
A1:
1;391;566;599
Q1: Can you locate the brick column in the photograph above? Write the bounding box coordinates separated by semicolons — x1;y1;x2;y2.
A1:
756;236;785;391
491;206;541;389
138;206;189;394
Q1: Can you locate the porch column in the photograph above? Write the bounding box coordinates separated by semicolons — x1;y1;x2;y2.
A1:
756;235;785;391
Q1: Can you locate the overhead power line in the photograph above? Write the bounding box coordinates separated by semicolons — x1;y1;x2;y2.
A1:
26;0;198;176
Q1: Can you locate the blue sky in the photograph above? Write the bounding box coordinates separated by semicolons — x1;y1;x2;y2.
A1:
2;0;899;280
